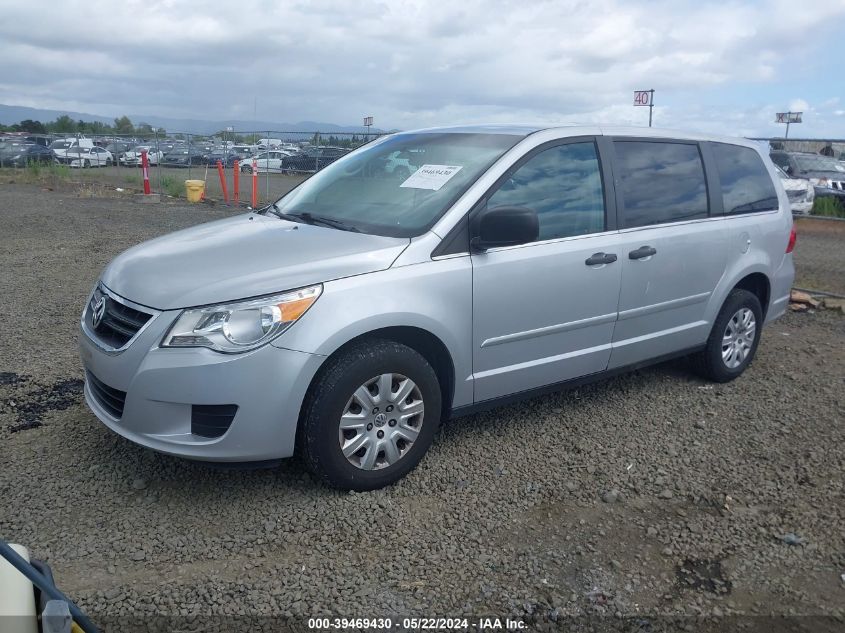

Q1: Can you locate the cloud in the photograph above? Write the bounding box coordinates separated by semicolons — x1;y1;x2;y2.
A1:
0;0;844;135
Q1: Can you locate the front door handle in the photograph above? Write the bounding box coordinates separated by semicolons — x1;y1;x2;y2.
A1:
629;245;657;260
585;252;618;266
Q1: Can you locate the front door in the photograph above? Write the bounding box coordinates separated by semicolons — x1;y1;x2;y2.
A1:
471;138;623;402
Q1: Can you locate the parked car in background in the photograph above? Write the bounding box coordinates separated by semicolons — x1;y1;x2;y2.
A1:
232;144;258;157
161;148;206;167
240;150;295;173
281;146;350;172
770;150;845;200
50;137;94;162
775;166;814;215
203;150;246;167
120;146;164;166
66;146;113;168
105;142;135;161
0;142;55;167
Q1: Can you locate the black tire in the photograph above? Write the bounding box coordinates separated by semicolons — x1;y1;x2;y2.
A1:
299;339;442;491
241;165;252;174
694;289;763;383
83;159;90;168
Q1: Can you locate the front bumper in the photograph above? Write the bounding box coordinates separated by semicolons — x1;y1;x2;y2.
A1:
79;301;324;462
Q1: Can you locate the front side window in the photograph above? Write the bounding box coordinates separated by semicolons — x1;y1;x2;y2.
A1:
273;133;521;237
712;143;778;214
614;141;708;228
486;142;606;241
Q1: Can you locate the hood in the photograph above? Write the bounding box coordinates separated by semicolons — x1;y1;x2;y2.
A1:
780;177;809;191
101;213;410;310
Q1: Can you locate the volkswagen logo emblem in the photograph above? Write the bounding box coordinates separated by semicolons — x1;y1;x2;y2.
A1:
374;413;387;427
91;296;107;329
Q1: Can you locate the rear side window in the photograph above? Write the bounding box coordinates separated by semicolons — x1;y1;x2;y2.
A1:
713;143;779;214
614;141;708;228
486;141;605;241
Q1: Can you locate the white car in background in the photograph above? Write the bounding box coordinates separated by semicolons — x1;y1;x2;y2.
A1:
66;146;113;168
239;150;295;173
776;166;814;215
120;146;164;166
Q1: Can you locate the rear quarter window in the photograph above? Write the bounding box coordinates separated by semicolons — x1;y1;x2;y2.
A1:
713;143;779;215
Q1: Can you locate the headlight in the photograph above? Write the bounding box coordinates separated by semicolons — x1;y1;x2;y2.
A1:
809;177;831;188
161;285;322;353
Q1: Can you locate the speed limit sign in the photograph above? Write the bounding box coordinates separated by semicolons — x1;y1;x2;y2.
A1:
633;90;653;106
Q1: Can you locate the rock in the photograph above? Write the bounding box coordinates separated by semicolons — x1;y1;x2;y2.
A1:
695;420;706;429
565;481;578;492
647;527;658;537
823;297;845;313
602;489;620;504
131;478;148;491
781;533;805;546
789;303;809;312
131;550;146;561
264;520;277;532
104;587;121;600
790;290;819;307
659;489;674;499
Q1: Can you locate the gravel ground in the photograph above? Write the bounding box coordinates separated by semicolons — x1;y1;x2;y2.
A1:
1;184;844;631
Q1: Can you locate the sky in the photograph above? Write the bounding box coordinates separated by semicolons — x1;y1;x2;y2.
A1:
1;0;844;137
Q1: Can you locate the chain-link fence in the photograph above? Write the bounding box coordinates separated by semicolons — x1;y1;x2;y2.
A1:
0;129;385;205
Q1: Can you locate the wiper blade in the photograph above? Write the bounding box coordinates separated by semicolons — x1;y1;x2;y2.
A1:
288;211;361;233
265;204;302;222
265;205;361;233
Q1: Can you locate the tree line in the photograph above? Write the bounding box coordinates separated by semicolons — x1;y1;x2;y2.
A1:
0;115;165;137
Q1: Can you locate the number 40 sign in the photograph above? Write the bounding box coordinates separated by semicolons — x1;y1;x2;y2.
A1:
633;90;653;106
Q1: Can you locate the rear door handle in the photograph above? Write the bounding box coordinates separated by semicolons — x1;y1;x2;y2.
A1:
585;252;618;266
628;245;657;260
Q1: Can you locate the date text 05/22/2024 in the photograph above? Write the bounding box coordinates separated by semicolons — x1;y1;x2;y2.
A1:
307;617;527;630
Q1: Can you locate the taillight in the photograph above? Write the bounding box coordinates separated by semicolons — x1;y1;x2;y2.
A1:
786;226;797;253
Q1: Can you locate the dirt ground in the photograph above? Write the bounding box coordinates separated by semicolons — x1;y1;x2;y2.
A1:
0;164;307;207
1;184;843;631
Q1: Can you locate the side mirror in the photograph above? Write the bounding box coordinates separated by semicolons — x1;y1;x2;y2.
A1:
470;205;539;251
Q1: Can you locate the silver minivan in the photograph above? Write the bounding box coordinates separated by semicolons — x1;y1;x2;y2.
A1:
80;125;795;490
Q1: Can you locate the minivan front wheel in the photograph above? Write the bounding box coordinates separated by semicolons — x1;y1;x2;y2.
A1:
299;339;442;490
695;289;763;382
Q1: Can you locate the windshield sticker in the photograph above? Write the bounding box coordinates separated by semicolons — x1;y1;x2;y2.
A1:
400;164;463;191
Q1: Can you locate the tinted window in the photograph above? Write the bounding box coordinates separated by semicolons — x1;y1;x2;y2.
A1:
713;143;778;214
614;141;708;228
486;142;605;241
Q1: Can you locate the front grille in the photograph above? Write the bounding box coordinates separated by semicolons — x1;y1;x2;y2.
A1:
85;286;153;350
191;404;238;438
86;371;126;419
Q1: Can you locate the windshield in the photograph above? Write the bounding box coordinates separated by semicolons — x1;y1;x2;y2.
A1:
794;154;845;173
50;140;73;149
272;132;521;237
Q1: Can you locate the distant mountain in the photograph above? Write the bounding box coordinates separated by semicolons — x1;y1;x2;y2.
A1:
0;103;383;136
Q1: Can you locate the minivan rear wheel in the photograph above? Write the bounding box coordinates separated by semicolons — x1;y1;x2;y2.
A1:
695;289;763;383
299;339;442;490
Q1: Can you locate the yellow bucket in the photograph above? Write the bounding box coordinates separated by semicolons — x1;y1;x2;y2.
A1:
185;179;205;203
